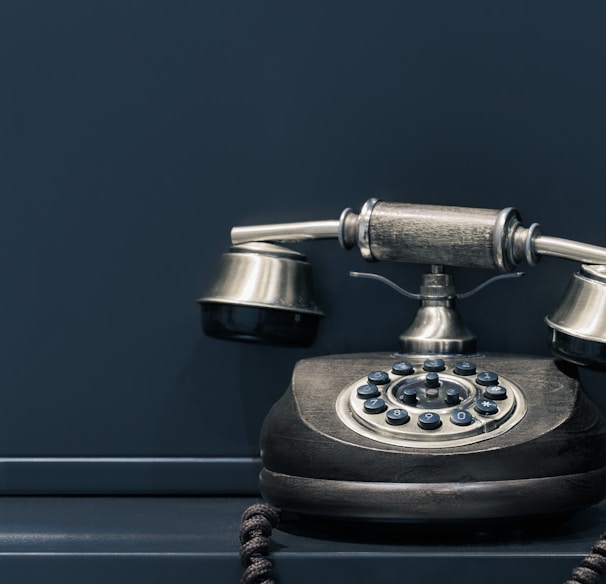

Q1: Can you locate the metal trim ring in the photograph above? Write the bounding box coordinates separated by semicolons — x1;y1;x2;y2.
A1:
357;198;380;261
492;207;521;272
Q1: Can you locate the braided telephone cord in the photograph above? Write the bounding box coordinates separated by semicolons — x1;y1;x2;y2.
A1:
239;504;606;584
565;534;606;584
239;503;281;584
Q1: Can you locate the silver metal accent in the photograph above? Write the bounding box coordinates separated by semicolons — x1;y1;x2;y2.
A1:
399;304;477;354
337;207;354;249
350;270;525;301
227;201;606;271
336;368;527;448
534;236;606;265
349;271;421;300
524;223;542;266
230;220;340;245
356;197;379;261
546;264;606;367
199;242;323;315
456;272;525;299
492;207;521;272
398;272;477;354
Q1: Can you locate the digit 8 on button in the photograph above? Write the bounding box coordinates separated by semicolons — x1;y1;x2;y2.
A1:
386;408;410;426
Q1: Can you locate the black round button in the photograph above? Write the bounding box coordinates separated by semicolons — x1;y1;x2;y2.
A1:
392;361;414;376
356;384;380;399
364;398;387;414
476;371;499;386
423;359;446;372
386;408;410;425
425;372;440;388
445;387;461;405
367;370;390;385
417;411;442;430
450;409;474;426
484;385;507;400
398;387;418;405
454;361;477;376
475;398;498;415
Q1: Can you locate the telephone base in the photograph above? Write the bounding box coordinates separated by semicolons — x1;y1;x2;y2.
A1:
260;351;606;522
260;467;606;523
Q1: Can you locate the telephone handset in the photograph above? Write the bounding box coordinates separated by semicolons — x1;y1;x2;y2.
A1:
200;200;606;524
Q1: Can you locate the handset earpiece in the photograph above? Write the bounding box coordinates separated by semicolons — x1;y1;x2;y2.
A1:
198;242;323;347
547;264;606;369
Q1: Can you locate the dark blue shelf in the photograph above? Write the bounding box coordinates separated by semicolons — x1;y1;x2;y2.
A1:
0;496;602;583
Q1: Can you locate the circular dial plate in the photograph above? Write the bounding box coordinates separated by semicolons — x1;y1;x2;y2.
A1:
336;360;527;448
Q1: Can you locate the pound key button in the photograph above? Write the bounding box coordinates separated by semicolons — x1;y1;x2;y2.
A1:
417;412;442;430
367;370;390;385
364;398;388;414
484;385;507;400
475;399;498;415
356;384;380;399
386;408;410;426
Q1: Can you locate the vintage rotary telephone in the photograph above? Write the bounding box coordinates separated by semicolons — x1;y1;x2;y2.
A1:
200;200;606;580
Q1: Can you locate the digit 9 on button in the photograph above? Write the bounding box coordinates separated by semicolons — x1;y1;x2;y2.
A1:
417;412;441;430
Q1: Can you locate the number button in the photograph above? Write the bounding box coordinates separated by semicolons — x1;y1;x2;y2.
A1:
450;409;473;426
392;361;414;376
476;371;499;386
423;359;446;372
386;408;410;426
454;361;477;376
417;411;441;430
364;398;387;414
368;371;390;385
356;384;380;399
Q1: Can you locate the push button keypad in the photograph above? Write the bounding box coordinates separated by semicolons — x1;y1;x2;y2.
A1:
337;358;526;448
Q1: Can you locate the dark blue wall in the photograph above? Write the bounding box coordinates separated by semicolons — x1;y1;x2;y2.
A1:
1;1;605;470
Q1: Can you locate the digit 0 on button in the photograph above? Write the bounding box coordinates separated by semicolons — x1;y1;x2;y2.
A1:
450;409;473;426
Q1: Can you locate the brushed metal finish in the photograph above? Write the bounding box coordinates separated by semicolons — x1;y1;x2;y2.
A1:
225;200;606;273
231;220;340;245
365;201;521;270
493;206;522;271
547;265;606;367
398;305;477;354
356;197;379;261
547;265;606;343
535;236;606;265
213;201;606;362
199;242;323;315
399;272;477;353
